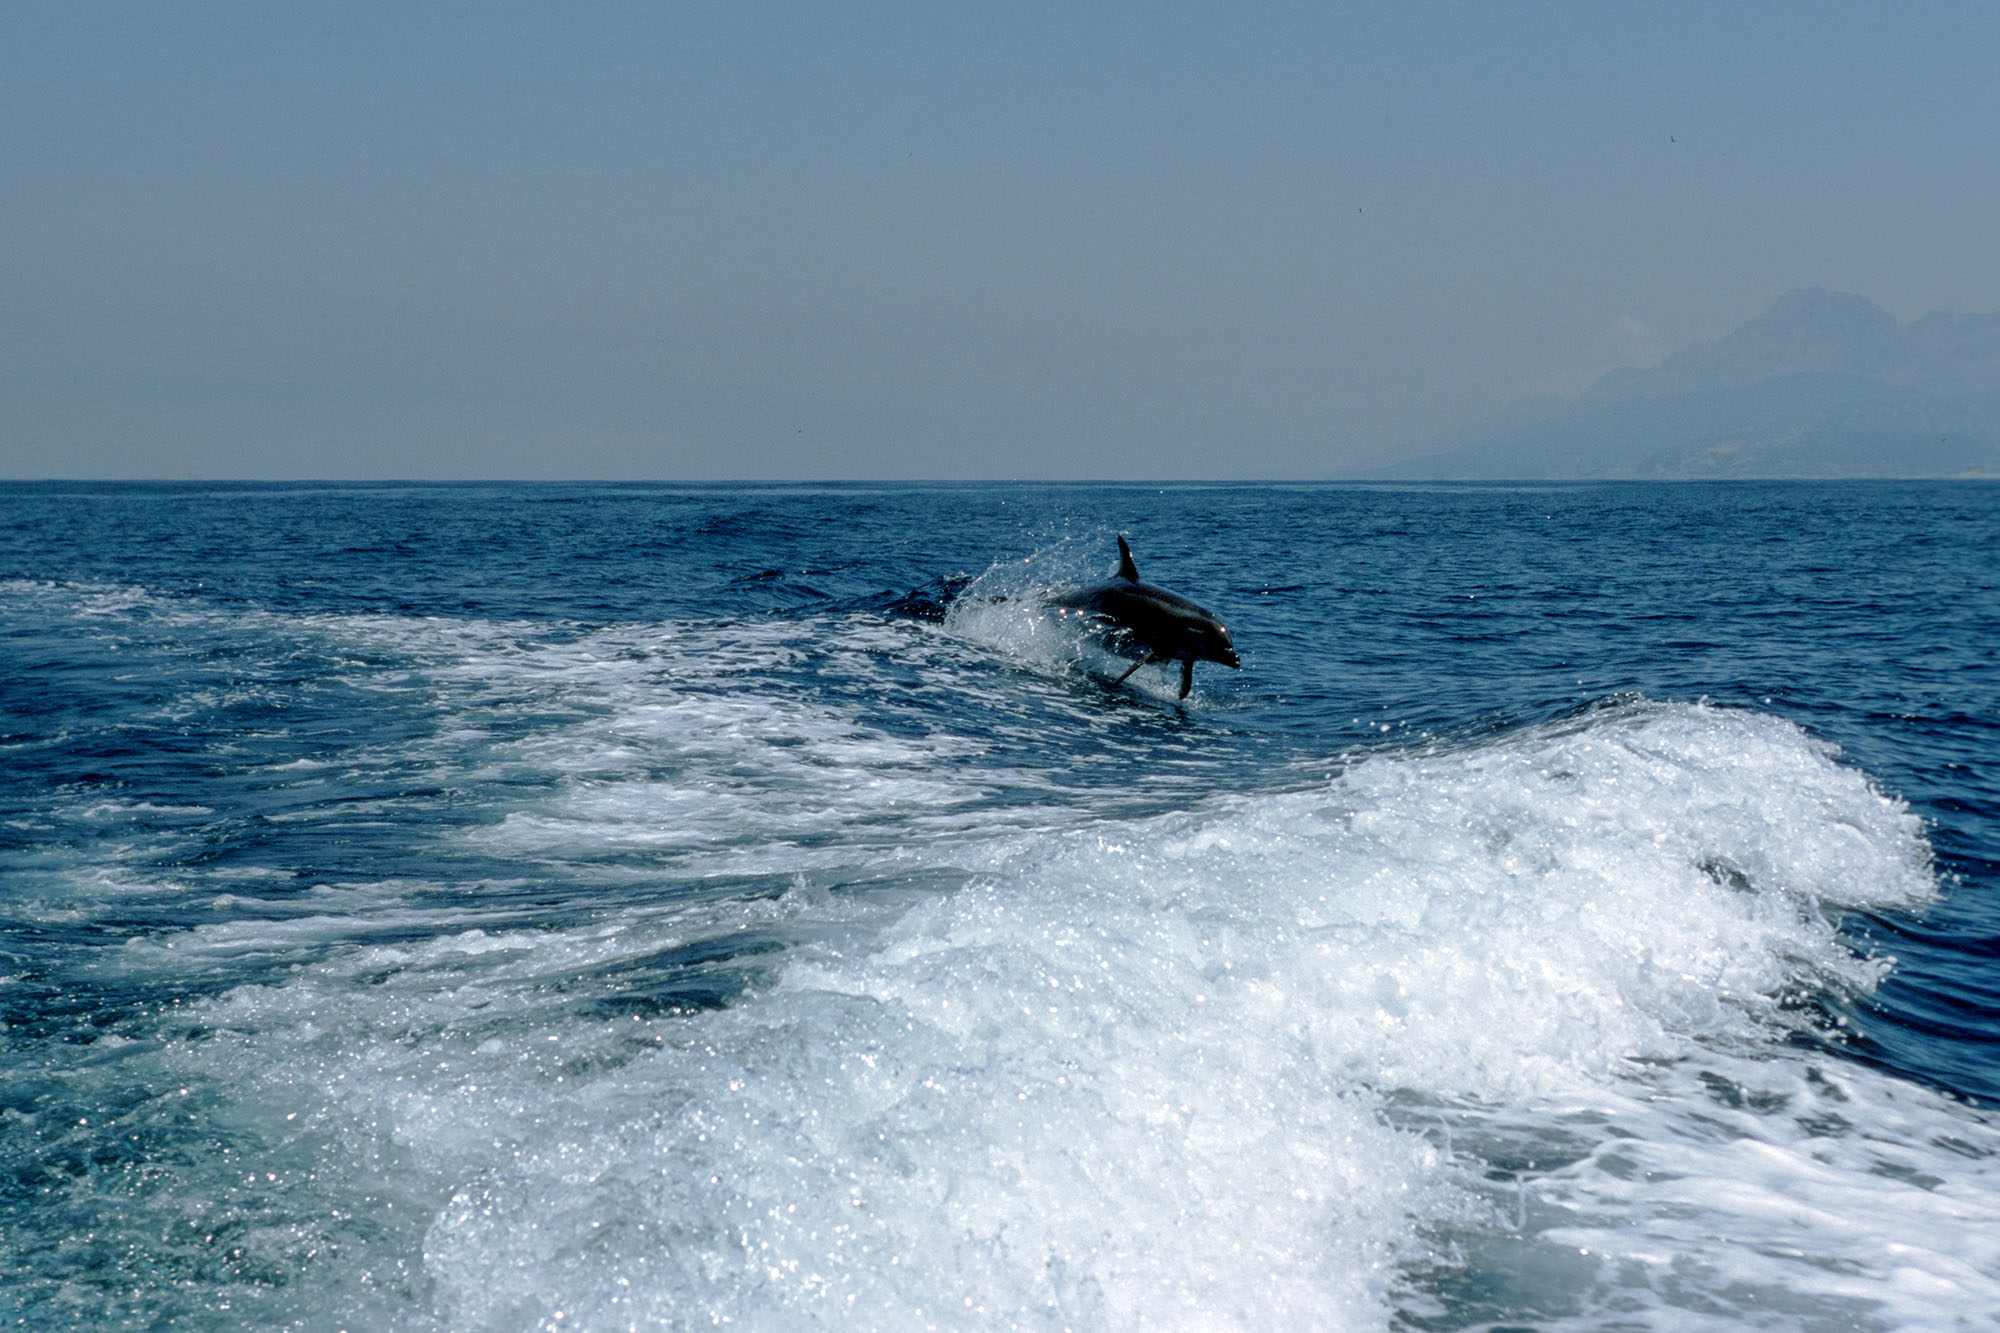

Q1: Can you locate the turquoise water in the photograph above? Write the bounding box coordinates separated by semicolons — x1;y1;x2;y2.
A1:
3;481;1996;1329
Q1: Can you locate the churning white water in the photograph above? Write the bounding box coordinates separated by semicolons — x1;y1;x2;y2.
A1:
89;677;1986;1331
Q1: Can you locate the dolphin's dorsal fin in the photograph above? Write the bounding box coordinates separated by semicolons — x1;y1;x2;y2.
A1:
1115;535;1139;582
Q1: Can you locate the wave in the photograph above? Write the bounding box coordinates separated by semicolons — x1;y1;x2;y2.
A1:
41;698;1984;1330
6;576;1988;1328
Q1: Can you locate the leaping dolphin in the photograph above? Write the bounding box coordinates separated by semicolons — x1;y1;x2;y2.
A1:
1051;535;1240;699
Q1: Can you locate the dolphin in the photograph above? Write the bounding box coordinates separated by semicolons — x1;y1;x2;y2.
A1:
1051;535;1239;699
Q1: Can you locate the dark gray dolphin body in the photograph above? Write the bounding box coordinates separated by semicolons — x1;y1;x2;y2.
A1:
1051;536;1239;698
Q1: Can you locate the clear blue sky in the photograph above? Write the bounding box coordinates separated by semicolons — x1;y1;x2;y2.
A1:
5;2;1997;479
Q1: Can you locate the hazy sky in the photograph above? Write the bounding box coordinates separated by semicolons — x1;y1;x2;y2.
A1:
6;3;1998;480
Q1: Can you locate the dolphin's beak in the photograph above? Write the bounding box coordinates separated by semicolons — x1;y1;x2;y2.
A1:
1218;646;1241;668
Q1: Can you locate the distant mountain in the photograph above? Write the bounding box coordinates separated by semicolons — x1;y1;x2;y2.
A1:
1375;289;2000;479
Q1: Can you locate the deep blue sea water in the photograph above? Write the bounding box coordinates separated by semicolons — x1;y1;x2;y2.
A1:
2;480;1997;1331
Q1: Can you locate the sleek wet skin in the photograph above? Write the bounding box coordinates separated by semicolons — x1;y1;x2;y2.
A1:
1051;535;1239;698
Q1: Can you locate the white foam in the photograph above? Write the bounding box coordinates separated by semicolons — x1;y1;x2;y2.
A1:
1526;1054;2000;1330
121;699;1994;1330
13;582;1979;1325
419;619;1076;876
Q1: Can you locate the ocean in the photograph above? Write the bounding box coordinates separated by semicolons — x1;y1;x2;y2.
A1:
2;480;1996;1331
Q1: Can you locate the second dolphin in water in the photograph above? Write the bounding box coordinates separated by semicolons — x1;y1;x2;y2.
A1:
1051;535;1239;699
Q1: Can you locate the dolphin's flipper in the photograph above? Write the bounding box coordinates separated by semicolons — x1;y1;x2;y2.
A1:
1115;535;1140;582
1111;656;1149;687
1178;658;1194;699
